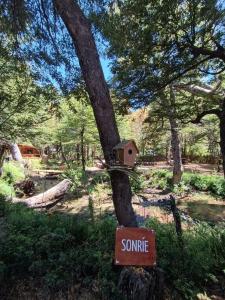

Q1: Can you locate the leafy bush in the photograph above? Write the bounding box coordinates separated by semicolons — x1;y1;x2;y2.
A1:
0;180;14;197
91;172;110;185
148;169;172;190
0;200;224;299
0;201;119;298
26;158;43;170
2;162;25;185
149;169;225;197
145;218;225;298
62;167;87;191
0;162;24;198
130;173;146;193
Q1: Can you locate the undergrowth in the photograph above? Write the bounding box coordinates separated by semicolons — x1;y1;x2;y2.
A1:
149;169;225;198
145;218;225;299
0;197;224;299
0;162;25;197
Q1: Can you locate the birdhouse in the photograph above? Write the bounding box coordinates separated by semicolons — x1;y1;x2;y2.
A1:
113;140;139;167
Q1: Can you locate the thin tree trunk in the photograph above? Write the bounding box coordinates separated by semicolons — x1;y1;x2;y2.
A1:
80;126;85;171
86;145;89;161
162;89;183;184
0;145;5;168
0;145;5;176
169;118;183;184
9;143;23;162
166;138;171;165
76;144;80;163
92;146;96;161
59;142;70;168
169;88;183;184
54;0;137;226
219;99;225;177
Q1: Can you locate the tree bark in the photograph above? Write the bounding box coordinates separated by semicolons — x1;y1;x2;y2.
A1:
86;144;89;161
170;117;183;184
76;144;80;163
169;89;183;184
12;179;72;208
161;90;183;184
0;145;5;168
166;138;171;165
9;143;23;162
54;0;137;226
80;126;85;171
59;142;70;168
219;99;225;177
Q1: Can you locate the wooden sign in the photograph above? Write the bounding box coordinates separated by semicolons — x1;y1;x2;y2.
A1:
115;227;156;266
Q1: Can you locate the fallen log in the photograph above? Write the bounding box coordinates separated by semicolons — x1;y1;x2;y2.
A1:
12;179;72;209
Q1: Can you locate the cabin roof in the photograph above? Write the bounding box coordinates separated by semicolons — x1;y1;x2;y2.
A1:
113;140;139;153
18;144;37;149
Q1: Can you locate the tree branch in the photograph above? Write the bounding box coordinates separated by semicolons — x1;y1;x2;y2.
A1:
191;109;221;124
191;45;225;63
173;82;223;99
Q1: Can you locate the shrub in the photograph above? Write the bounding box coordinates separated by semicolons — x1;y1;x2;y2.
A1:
0;180;15;197
149;169;172;190
149;169;225;197
91;172;110;185
0;201;225;299
62;167;87;191
145;218;225;298
0;202;119;298
130;173;146;193
2;162;25;185
0;162;24;198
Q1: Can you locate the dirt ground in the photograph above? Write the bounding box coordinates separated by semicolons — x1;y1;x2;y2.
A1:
137;161;223;175
50;186;225;225
31;162;225;225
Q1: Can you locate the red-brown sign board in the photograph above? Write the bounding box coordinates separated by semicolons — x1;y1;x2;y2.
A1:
115;227;156;266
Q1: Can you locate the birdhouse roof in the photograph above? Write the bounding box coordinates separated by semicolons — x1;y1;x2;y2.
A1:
113;140;139;153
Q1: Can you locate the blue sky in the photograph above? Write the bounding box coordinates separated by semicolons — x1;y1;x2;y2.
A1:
100;56;112;80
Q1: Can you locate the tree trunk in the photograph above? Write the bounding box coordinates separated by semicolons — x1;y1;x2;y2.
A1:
12;179;72;208
54;0;137;226
166;138;171;165
0;145;5;168
118;267;165;300
80;126;85;171
76;144;80;163
59;142;70;168
92;146;96;162
219;99;225;177
170;118;183;184
162;89;183;184
86;145;89;161
0;145;5;176
9;143;23;162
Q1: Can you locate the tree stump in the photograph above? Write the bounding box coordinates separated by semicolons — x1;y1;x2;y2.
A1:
118;267;165;300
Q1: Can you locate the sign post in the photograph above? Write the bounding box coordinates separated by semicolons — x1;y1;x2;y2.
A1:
115;227;156;266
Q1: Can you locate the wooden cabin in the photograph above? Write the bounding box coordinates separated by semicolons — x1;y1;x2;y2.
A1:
18;144;41;158
113;140;139;167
